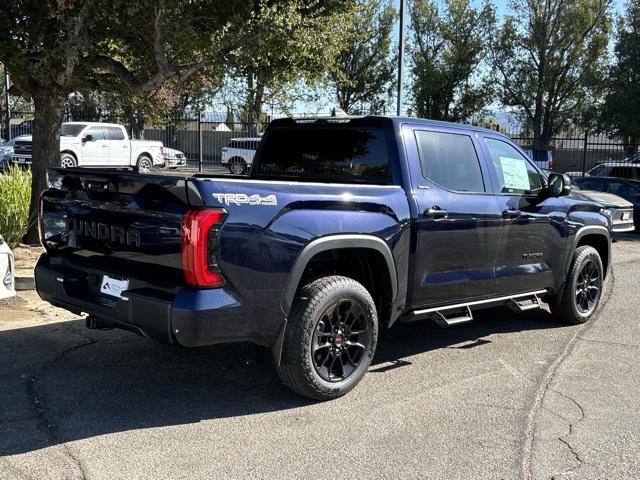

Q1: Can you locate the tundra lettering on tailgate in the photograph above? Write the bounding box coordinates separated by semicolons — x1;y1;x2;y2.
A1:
69;219;141;247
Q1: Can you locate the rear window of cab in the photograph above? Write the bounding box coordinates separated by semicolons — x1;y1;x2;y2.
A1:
253;126;391;183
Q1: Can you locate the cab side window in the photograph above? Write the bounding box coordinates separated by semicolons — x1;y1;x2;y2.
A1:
414;131;485;193
85;126;105;140
105;127;125;140
483;138;543;195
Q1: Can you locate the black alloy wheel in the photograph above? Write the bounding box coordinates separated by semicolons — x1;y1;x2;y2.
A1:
312;298;371;382
575;259;601;315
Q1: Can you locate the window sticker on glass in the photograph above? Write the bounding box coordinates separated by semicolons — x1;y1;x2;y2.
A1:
499;156;530;191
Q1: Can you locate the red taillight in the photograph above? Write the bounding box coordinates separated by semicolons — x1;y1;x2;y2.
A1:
181;208;227;287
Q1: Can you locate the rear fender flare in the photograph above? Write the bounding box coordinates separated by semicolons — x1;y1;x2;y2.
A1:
274;234;398;365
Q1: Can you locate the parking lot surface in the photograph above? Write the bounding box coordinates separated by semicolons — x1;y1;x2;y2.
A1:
1;237;639;479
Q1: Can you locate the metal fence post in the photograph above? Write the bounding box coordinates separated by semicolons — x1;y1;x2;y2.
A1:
4;66;11;141
198;111;203;173
581;131;589;176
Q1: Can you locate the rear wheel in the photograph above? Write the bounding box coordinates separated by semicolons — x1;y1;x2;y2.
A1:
228;157;247;175
550;245;604;324
60;153;77;168
277;276;378;400
136;155;153;173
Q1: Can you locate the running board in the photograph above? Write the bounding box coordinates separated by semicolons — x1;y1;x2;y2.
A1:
508;293;542;313
430;306;473;328
407;290;547;325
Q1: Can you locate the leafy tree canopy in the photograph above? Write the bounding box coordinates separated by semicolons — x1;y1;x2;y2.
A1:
491;0;612;148
326;0;396;115
599;0;640;155
409;0;495;122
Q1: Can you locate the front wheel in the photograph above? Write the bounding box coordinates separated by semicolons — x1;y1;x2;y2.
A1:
276;276;378;400
550;245;604;324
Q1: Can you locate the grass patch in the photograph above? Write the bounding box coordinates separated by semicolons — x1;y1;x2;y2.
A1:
0;165;31;248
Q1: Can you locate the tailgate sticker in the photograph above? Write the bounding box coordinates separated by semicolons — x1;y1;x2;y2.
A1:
212;193;277;206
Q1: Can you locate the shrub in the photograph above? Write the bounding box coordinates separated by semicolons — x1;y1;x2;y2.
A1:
0;165;32;248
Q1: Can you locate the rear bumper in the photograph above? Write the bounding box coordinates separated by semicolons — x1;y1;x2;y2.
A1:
35;255;280;347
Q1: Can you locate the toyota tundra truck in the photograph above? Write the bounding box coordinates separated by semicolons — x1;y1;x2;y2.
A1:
36;116;611;400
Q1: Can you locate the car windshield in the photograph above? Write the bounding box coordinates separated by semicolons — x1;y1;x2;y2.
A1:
60;124;87;137
589;164;605;175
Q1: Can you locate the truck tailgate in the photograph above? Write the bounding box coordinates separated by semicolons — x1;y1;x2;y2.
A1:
40;168;197;287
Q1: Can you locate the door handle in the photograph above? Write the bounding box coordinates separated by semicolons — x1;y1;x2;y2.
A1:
424;206;448;219
502;209;521;219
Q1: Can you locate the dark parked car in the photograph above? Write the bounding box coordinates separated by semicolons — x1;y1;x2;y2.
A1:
567;163;640;180
572;176;640;232
36;116;611;400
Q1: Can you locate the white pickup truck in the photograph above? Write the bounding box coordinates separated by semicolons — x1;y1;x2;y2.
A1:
59;122;164;172
11;122;165;172
60;122;164;172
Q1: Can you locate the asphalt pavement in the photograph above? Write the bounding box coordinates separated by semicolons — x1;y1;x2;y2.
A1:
1;236;639;479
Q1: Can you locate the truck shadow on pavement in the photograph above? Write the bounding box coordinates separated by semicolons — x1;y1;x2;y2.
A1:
0;306;565;456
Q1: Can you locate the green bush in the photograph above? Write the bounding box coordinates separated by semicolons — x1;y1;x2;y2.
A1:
0;165;32;248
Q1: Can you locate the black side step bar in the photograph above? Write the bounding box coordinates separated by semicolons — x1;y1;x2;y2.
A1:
407;290;547;326
430;306;474;328
508;293;542;313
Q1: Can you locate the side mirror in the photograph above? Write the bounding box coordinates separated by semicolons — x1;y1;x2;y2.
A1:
548;172;572;197
82;134;93;142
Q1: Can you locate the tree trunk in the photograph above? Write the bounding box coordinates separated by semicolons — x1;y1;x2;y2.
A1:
243;73;266;136
24;91;67;244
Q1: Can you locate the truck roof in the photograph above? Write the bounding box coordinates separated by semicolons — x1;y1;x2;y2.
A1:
63;121;125;128
269;115;510;139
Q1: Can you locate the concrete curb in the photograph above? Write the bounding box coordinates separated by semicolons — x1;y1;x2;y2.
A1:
15;276;35;291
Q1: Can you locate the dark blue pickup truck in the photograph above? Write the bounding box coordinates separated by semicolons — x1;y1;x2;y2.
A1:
36;116;611;400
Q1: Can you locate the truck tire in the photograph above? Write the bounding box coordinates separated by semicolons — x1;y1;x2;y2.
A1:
277;276;378;400
550;245;604;324
228;157;247;175
136;155;153;173
60;153;77;168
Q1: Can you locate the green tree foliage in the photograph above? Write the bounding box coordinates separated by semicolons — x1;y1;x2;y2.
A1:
0;0;352;242
229;2;352;132
600;0;640;155
409;0;494;122
491;0;612;149
326;0;396;114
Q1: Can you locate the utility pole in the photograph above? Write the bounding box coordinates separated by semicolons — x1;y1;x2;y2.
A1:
4;66;10;141
396;0;405;117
